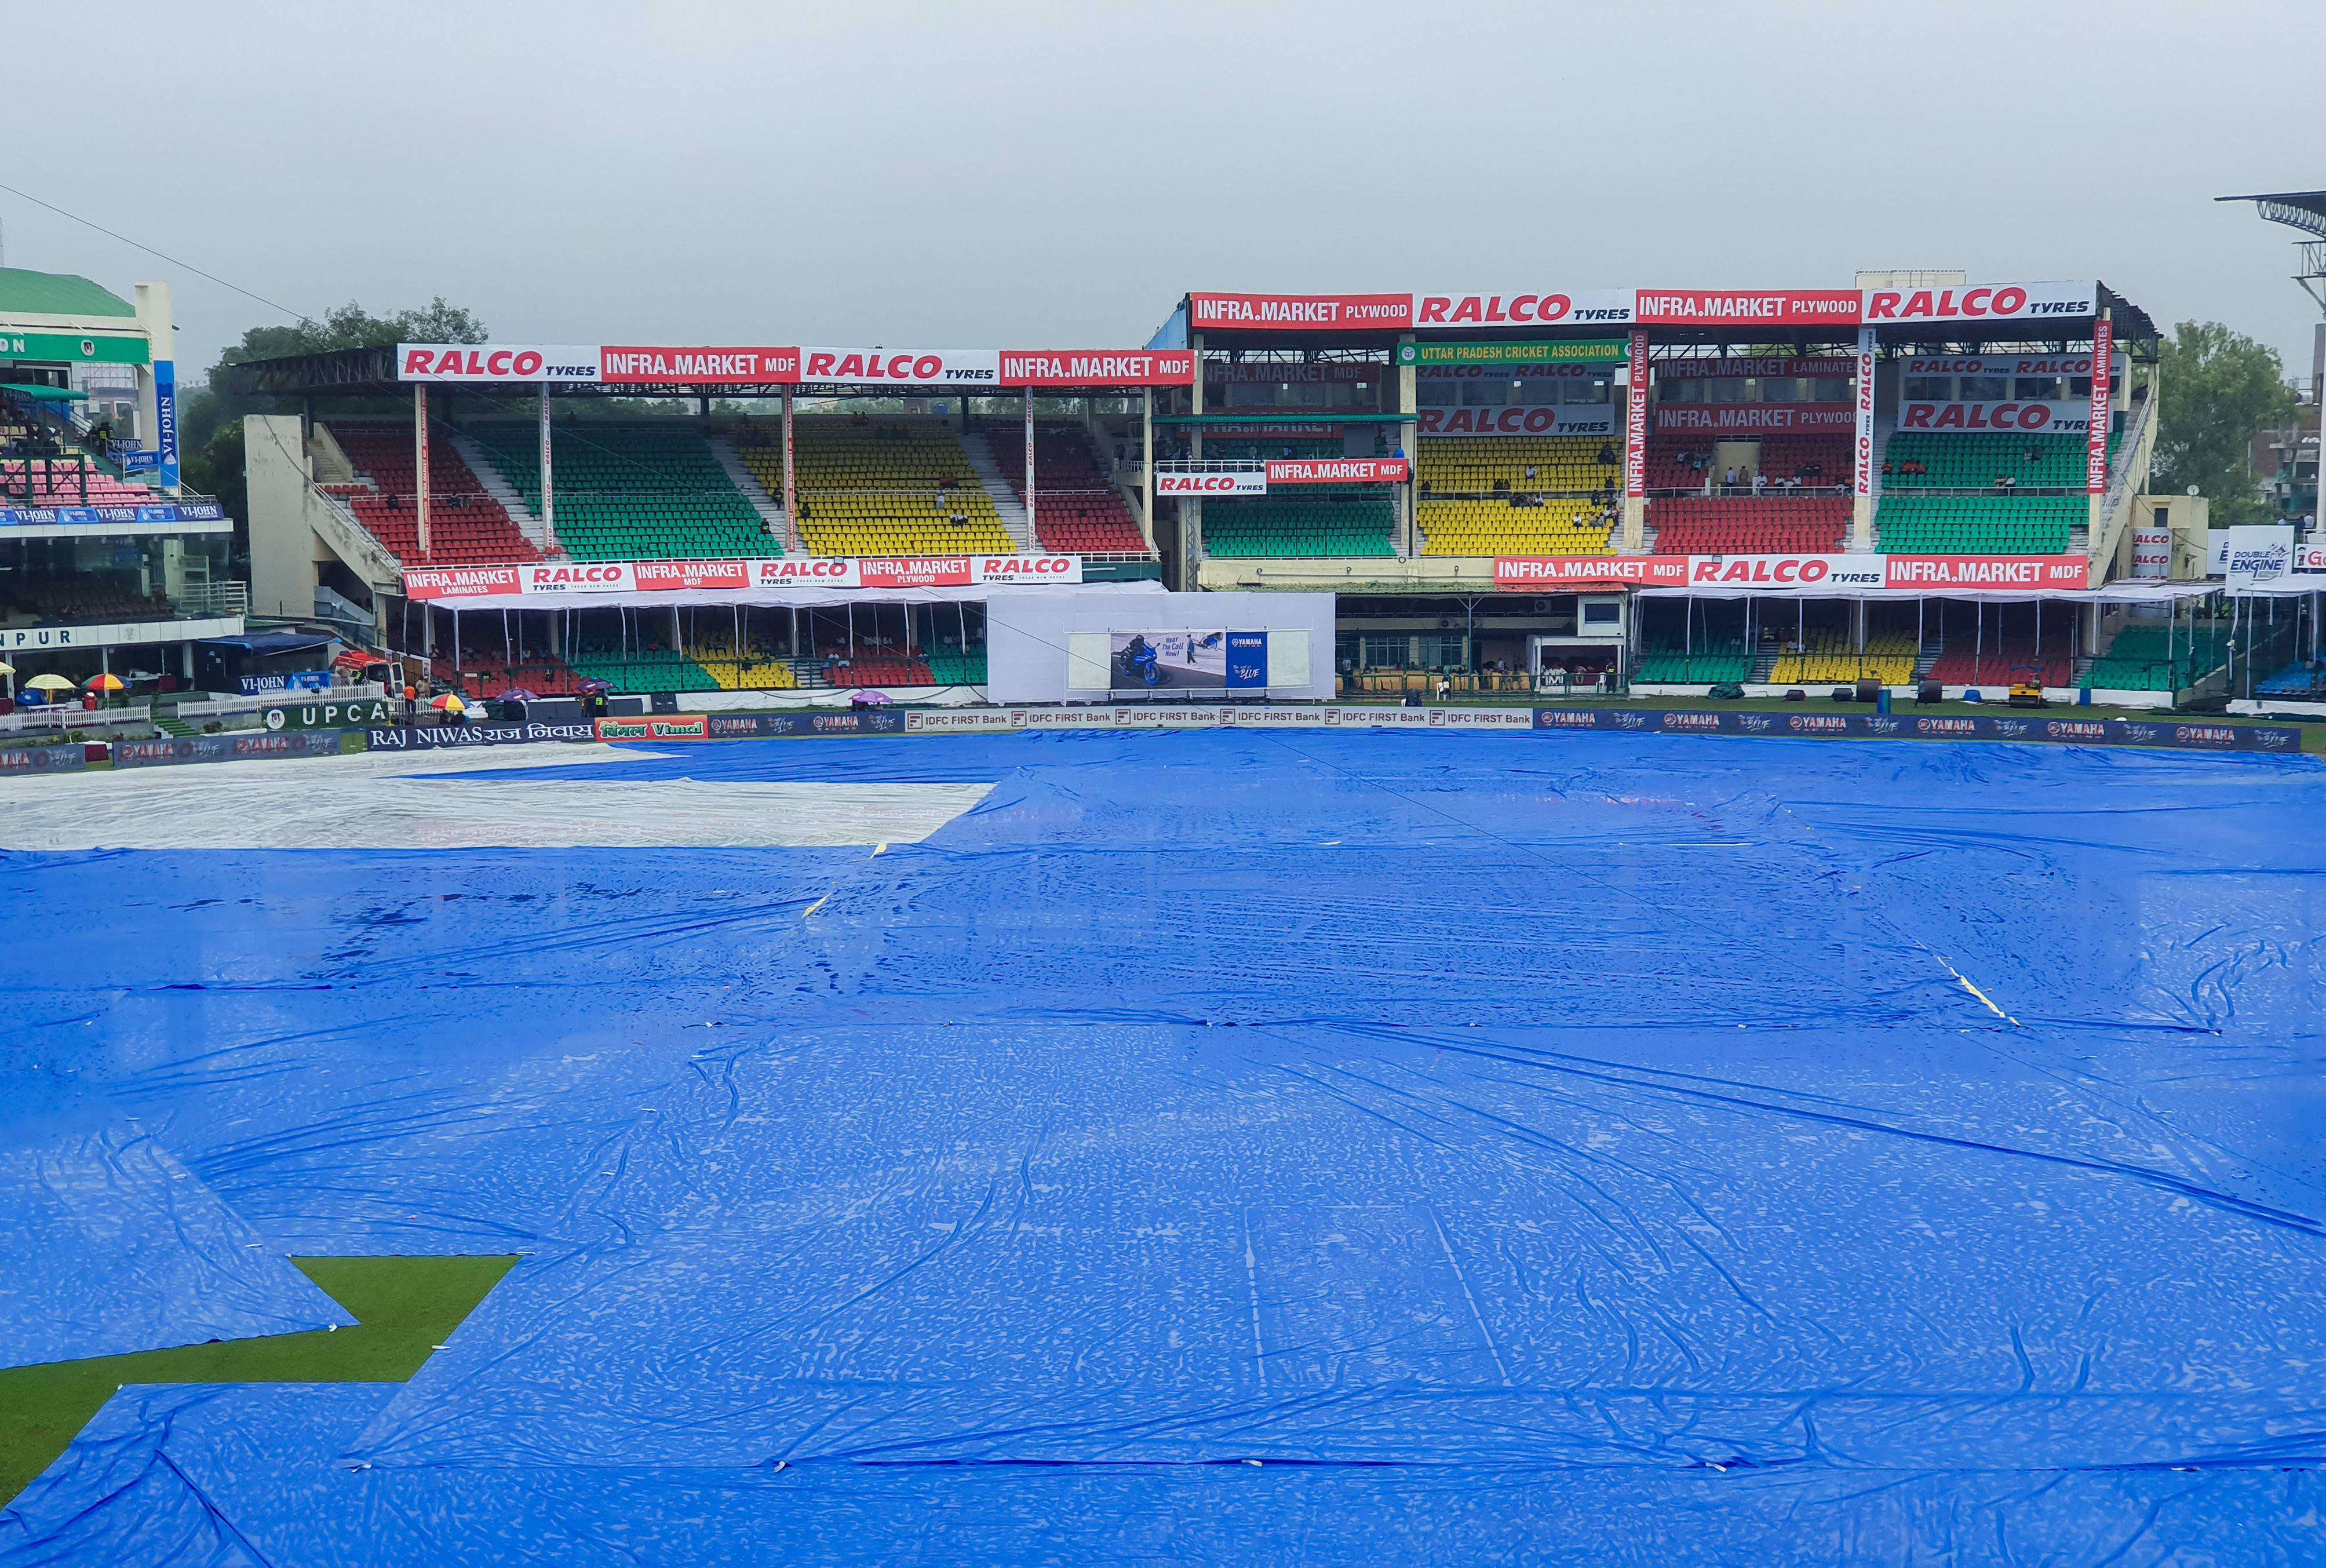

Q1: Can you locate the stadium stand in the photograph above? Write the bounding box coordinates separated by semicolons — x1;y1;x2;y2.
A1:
3;571;172;622
1873;494;2082;555
1646;434;1852;492
2080;625;2226;691
927;649;987;685
1634;646;1753;685
0;458;158;508
682;626;802;691
326;422;544;567
1204;493;1397;557
1881;431;2110;490
460;424;775;562
829;657;934;688
566;645;724;694
1767;628;1919;686
982;426;1148;553
748;419;1015;557
1923;615;2076;688
1417;436;1619;496
1648;496;1849;555
2259;661;2326;698
1418;497;1616;556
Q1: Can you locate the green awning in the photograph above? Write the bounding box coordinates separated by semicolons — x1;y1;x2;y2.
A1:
0;382;89;401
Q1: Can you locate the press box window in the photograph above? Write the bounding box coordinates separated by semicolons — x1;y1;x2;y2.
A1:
1904;376;1953;401
1581;602;1621;626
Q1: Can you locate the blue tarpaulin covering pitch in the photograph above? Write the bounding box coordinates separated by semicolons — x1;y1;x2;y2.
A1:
3;729;2324;1563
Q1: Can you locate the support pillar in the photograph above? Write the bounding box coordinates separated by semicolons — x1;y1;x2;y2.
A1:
1187;334;1205;588
539;385;557;552
1025;388;1037;548
2087;309;2113;552
414;385;432;557
1139;386;1154;548
782;388;797;550
1397;333;1417;557
1851;324;1877;548
1621;328;1649;552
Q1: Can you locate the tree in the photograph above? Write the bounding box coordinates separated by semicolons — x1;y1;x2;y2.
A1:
179;298;488;467
2150;320;2300;529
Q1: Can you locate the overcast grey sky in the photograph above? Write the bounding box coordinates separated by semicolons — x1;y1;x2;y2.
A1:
6;0;2323;381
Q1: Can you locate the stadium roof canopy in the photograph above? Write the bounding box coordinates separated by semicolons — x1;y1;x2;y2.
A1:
0;268;136;319
2218;191;2326;236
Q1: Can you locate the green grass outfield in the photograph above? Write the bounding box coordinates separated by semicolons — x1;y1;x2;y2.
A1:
0;1255;515;1507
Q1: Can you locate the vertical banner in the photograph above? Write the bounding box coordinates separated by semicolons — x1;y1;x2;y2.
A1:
538;384;556;550
153;359;179;489
781;388;796;530
414;384;431;555
1853;326;1877;501
1623;330;1650;499
2087;316;2112;495
1025;392;1037;541
1226;632;1268;689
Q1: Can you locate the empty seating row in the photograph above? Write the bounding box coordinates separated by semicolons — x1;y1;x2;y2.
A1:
829;657;934;688
1418;497;1613;556
1882;432;2108;490
326;422;544;566
1204;495;1397;558
1767;630;1918;686
0;459;159;507
1416;436;1618;495
1923;639;2074;688
4;572;171;622
2081;625;2224;691
1634;650;1753;684
735;419;1016;556
1874;494;2081;555
984;426;1149;553
1647;435;1851;491
464;424;775;562
1647;497;1849;556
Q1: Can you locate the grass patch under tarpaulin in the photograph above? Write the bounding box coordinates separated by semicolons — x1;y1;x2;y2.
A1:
0;1254;517;1507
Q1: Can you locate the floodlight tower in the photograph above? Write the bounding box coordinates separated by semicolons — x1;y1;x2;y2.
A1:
2222;191;2326;535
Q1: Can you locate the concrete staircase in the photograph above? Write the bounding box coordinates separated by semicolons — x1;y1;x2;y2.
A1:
705;434;793;552
1914;636;1945;681
963;429;1033;550
306;425;355;486
1747;650;1780;684
446;432;549;552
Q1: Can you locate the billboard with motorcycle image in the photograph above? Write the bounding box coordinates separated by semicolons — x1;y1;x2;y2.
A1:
1110;631;1227;692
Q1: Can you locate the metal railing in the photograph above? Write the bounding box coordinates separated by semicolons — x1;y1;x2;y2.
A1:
0;703;152;736
172;581;249;618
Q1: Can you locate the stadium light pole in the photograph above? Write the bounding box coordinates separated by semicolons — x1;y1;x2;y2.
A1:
539;385;556;552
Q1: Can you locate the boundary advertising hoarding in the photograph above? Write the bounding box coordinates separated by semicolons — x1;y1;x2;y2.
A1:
1532;708;2298;753
113;731;360;768
1494;554;2090;591
400;555;1085;600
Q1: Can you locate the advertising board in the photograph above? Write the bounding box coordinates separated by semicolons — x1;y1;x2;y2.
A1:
397;345;603;382
1110;632;1226;693
1412;291;1635;327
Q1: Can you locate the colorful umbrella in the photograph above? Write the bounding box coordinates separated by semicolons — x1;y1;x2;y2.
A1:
85;672;125;692
428;694;466;713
